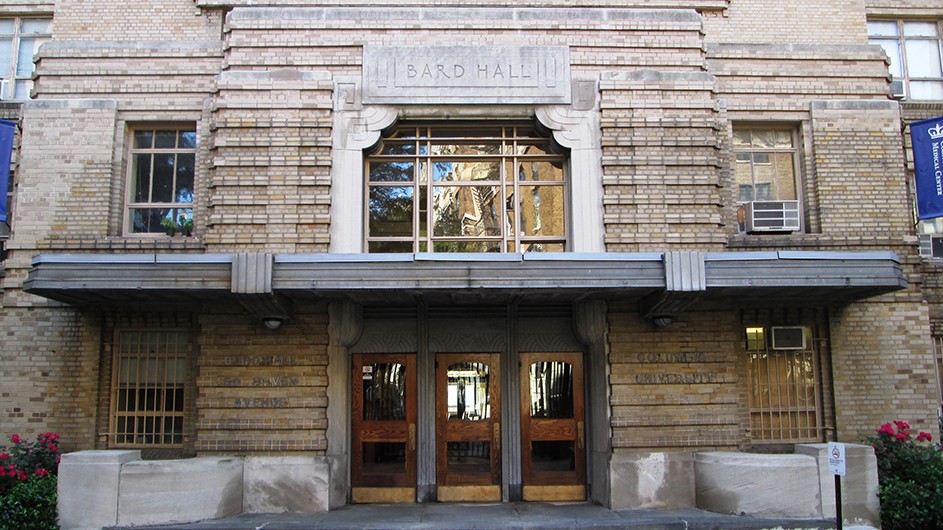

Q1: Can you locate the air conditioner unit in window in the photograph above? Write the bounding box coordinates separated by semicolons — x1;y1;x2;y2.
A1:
743;201;800;233
889;79;906;100
919;234;943;259
771;326;806;350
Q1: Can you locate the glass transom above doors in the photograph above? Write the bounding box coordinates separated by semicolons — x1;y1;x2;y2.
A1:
366;123;568;253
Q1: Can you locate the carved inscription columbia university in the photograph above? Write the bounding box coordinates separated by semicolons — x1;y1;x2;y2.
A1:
362;45;571;104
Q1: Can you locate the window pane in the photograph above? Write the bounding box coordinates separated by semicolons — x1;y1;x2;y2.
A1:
178;130;196;149
0;39;12;79
134;130;154;149
529;361;573;419
362;442;406;476
369;186;413;237
152;154;176;203
369;161;413;183
379;141;416;156
911;81;943;100
432;240;502;253
175;153;195;203
368;241;413;253
868;20;899;37
904;22;940;37
15;37;39;76
520;185;565;237
430;142;501;156
447;441;490;474
751;129;775;149
433;161;500;182
517;160;564;182
132;154;152;202
870;40;903;77
531;441;575;473
518;241;565;253
733;129;752;148
362;363;406;421
0;20;14;35
154;130;177;149
905;40;943;77
446;362;490;421
432;186;501;237
12;79;29;99
752;152;796;201
20;19;51;35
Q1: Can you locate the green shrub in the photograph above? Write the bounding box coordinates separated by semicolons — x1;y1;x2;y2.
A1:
0;474;57;530
867;420;943;529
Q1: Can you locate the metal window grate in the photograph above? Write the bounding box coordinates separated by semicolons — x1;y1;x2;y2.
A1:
110;330;188;448
747;327;822;443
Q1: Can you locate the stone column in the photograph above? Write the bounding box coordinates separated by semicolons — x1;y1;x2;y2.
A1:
573;299;611;506
325;300;363;508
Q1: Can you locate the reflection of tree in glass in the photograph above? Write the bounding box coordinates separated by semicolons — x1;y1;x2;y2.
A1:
369;187;413;236
369;161;413;183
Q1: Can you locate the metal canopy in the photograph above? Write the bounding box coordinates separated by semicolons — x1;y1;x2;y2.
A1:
23;251;907;314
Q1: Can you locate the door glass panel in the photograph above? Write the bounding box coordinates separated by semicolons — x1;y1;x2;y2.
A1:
446;362;490;420
362;442;407;475
531;440;575;472
447;441;491;474
529;361;574;419
362;363;407;421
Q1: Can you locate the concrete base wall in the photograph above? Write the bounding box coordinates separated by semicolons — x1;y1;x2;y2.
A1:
609;452;695;509
59;451;334;530
690;444;879;527
695;451;821;518
116;457;243;526
244;456;331;513
796;443;880;527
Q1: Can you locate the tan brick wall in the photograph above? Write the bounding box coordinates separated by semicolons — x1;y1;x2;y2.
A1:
608;302;747;451
600;71;727;252
830;299;940;441
52;0;221;41
0;306;99;451
704;0;868;45
195;304;329;454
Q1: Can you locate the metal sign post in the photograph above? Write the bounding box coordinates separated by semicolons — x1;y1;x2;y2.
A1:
828;442;847;530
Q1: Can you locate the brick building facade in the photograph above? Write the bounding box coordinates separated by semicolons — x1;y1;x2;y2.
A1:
1;0;942;523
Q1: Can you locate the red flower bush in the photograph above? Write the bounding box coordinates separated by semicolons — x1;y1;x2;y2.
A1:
0;432;60;496
867;420;943;529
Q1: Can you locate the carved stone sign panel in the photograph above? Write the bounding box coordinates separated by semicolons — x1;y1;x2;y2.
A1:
362;45;571;105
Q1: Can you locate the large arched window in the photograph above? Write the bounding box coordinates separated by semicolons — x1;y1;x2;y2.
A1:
365;123;568;253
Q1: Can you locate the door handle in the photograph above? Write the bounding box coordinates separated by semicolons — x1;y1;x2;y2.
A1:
577;421;585;450
493;422;500;452
408;423;416;451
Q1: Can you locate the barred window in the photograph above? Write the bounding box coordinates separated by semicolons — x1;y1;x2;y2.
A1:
126;127;196;235
110;330;188;447
365;123;567;253
746;326;823;443
869;19;943;101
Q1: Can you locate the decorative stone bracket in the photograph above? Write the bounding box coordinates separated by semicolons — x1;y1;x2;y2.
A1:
640;251;706;327
231;253;292;328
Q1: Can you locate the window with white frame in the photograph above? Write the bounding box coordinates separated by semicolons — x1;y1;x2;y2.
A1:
868;19;943;101
745;326;823;443
0;18;51;100
126;127;196;235
365;122;568;253
110;330;189;448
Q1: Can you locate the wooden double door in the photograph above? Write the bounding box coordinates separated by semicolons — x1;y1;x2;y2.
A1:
351;352;584;503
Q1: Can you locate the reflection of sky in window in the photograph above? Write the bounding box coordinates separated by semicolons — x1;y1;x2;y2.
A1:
434;161;454;181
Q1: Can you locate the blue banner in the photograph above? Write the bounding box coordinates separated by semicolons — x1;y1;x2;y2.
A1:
913;116;943;220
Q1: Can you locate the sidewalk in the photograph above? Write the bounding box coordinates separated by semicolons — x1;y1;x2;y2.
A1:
108;502;852;530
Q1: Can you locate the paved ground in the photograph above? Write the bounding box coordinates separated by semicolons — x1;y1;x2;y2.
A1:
108;503;853;530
